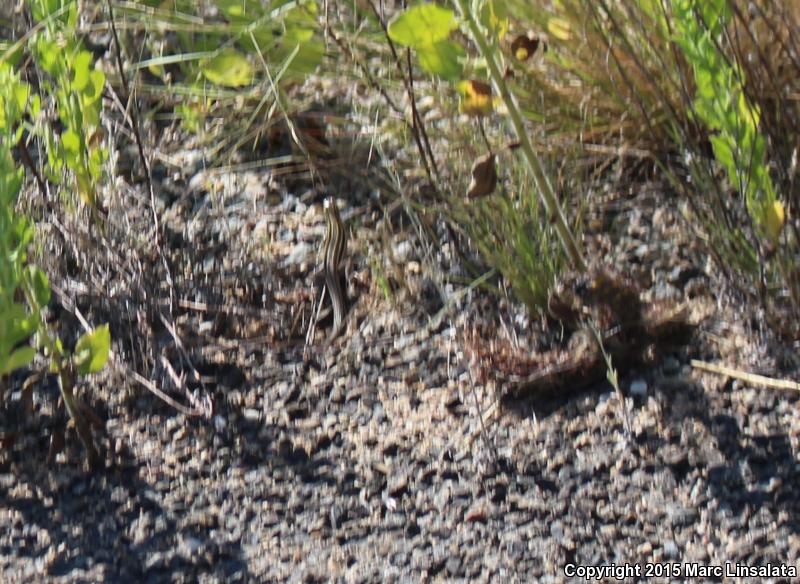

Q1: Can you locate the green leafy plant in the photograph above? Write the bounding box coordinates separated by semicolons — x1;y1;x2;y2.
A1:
122;0;324;150
0;65;38;379
501;0;685;151
447;0;799;328
454;0;584;273
387;3;465;81
662;0;800;333
28;0;107;216
450;170;570;314
672;0;782;246
0;61;110;467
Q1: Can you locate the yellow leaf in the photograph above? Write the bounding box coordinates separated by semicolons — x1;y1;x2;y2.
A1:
76;172;95;208
765;200;785;243
458;79;495;117
547;17;572;41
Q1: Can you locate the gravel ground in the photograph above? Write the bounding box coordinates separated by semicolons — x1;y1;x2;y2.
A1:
2;140;800;583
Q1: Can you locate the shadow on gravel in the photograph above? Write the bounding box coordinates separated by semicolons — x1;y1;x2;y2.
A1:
0;368;256;581
502;372;800;550
499;381;602;420
0;181;360;581
2;432;253;582
1;356;346;582
665;380;800;536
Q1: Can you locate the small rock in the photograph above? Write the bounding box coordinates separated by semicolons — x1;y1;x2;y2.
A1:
629;379;648;397
634;244;653;262
444;387;462;409
600;524;616;539
465;500;489;523
387;473;409;497
664;540;679;558
243;408;261;422
180;536;204;557
405;520;421;538
662;357;680;375
393;240;414;262
213;415;227;432
281;241;312;267
188;171;209;191
382;494;398;512
253;217;270;239
276;226;294;242
445;555;462;576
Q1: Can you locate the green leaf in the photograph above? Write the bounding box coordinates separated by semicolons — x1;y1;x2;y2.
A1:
72;51;92;92
0;98;7;132
176;103;202;134
417;41;464;81
273;38;324;77
216;0;263;23
62;129;81;156
388;4;457;49
177;29;224;53
0;156;23;208
12;81;29;114
283;25;315;45
764;200;785;243
1;303;37;348
73;323;110;375
241;26;275;54
201;48;254;87
699;0;729;34
27;266;51;307
480;0;508;40
0;40;24;67
1;345;35;376
31;35;62;76
14;215;33;250
710;134;734;177
32;0;65;21
81;69;105;106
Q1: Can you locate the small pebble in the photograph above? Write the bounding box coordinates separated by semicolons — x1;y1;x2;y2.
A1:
630;379;648;397
465;501;488;523
281;241;312;267
662;356;680;375
393;240;413;262
213;415;227;432
243;408;261;422
180;536;203;557
664;540;679;558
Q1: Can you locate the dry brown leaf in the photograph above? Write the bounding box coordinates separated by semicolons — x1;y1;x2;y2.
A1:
467;153;497;198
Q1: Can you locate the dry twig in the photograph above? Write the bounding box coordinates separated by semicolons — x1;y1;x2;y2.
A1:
691;359;800;392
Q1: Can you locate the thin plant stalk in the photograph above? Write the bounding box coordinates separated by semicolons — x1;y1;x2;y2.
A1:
454;0;585;272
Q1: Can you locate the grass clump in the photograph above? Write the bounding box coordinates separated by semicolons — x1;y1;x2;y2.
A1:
448;161;573;314
114;0;325;165
476;0;800;333
329;0;583;314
